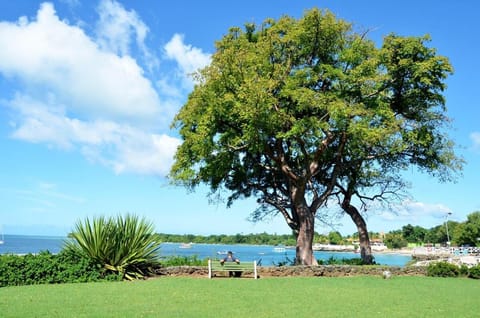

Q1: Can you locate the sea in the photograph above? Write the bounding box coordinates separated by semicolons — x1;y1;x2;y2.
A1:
0;234;411;267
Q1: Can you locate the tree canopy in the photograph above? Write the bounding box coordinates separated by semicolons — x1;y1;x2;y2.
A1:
170;8;462;265
454;211;480;246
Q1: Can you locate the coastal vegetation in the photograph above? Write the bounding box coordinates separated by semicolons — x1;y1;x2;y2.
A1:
384;211;480;249
425;262;480;279
1;277;479;317
2;251;479;288
155;232;298;246
1;211;479;287
170;8;462;265
0;251;122;287
154;210;480;248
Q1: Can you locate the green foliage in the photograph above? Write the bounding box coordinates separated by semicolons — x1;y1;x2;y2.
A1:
155;232;297;246
427;262;460;277
401;224;427;244
459;265;469;276
318;256;370;265
384;231;408;249
0;251;121;287
160;255;207;267
389;211;479;246
467;265;480;279
153;209;480;251
328;231;344;245
274;255;368;266
64;214;161;280
427;262;480;279
453;211;480;246
170;8;461;266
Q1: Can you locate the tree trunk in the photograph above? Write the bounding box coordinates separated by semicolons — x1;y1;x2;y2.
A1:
294;203;318;265
342;201;374;264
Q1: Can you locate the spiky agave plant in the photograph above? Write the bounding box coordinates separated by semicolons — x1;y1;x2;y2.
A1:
64;214;161;280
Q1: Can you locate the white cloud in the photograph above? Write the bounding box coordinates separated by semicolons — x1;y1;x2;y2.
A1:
8;94;180;176
95;0;157;72
377;200;452;224
0;2;195;177
0;2;160;121
164;33;211;88
111;133;181;175
470;132;480;150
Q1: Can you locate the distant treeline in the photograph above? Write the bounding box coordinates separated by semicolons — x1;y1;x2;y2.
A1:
154;232;297;246
154;211;480;249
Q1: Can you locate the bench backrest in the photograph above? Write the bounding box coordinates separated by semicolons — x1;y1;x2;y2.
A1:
208;259;257;279
210;263;254;270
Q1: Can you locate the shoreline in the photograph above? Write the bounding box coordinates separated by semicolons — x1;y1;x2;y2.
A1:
374;248;413;255
313;243;414;256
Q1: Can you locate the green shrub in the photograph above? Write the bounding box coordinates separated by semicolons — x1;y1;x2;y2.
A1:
0;251;121;287
160;255;207;267
63;214;162;280
317;256;371;265
459;265;469;276
427;262;459;277
468;265;480;279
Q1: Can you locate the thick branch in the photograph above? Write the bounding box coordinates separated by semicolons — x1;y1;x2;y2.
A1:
309;131;335;177
310;131;348;212
265;139;299;182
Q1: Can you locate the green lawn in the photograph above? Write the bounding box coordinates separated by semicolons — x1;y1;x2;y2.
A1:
1;276;478;317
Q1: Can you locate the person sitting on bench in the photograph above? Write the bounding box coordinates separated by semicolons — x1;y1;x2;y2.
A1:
220;251;241;277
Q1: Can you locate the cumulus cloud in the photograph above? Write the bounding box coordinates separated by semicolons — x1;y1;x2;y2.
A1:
8;93;180;176
0;1;195;177
165;34;211;75
0;2;161;121
164;33;211;88
95;0;158;71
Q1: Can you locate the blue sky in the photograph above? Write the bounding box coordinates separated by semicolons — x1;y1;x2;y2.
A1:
0;0;479;237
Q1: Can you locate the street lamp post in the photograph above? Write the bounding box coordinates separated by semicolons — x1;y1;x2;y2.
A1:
445;212;452;246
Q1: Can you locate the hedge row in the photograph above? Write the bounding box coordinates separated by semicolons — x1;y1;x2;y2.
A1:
0;250;122;287
427;261;480;279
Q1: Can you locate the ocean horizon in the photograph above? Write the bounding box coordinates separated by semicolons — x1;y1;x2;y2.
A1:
0;234;412;266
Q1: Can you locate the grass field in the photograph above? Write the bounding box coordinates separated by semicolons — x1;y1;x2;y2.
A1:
1;276;479;317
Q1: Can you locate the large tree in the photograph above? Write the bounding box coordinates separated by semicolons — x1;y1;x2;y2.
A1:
170;9;462;265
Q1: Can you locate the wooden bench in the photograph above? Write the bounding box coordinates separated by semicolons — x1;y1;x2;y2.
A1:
208;259;257;279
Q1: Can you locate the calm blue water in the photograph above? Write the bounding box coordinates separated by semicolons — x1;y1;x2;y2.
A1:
0;235;411;266
0;235;66;255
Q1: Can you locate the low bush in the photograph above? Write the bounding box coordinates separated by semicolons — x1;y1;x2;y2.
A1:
0;250;121;287
459;264;469;276
427;262;459;277
468;265;480;279
318;256;372;265
272;256;371;266
160;255;207;267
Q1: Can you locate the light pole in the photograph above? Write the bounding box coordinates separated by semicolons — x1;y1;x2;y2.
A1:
445;212;452;246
